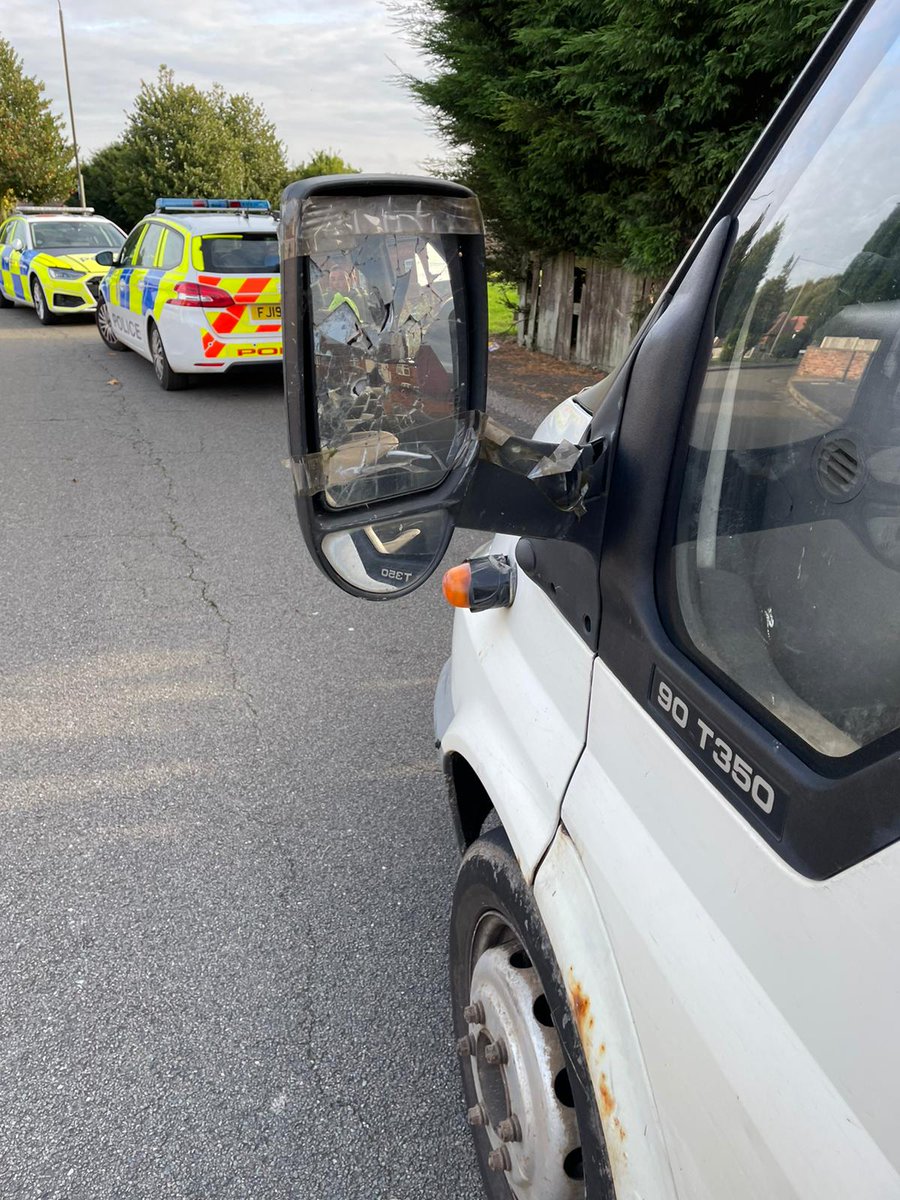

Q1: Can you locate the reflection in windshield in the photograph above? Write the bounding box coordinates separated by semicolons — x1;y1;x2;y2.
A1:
310;231;464;508
676;0;900;757
31;221;124;251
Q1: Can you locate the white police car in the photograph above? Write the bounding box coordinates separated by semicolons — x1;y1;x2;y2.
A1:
95;198;281;390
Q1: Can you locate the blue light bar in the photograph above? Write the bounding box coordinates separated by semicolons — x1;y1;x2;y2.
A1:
154;198;271;212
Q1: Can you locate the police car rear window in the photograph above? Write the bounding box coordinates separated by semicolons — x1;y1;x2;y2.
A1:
200;235;279;273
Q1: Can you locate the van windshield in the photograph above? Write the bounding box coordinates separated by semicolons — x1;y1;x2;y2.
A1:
201;235;279;274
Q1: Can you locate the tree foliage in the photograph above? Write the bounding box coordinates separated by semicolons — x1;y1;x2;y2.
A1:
289;149;360;180
84;71;362;229
83;67;290;228
0;37;75;217
406;0;844;276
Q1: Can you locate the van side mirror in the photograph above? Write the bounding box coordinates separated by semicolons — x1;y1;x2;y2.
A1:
280;175;488;597
95;250;117;268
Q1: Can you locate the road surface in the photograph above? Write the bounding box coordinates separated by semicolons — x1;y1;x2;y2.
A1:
0;305;488;1199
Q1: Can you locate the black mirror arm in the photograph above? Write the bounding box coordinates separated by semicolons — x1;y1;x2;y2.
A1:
456;435;608;539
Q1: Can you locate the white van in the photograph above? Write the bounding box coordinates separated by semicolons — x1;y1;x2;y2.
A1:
279;1;900;1195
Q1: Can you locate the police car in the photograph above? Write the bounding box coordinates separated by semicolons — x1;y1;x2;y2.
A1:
94;198;282;391
0;206;125;324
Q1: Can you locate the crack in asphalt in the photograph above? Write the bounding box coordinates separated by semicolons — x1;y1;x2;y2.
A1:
75;332;264;742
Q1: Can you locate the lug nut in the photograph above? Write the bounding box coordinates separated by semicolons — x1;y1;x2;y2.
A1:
456;1034;476;1058
498;1115;521;1143
487;1146;512;1172
483;1038;508;1066
466;1103;488;1127
463;1001;485;1025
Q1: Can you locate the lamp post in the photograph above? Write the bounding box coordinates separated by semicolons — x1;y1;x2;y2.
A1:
57;0;86;208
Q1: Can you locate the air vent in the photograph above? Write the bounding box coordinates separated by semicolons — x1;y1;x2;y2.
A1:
815;433;865;502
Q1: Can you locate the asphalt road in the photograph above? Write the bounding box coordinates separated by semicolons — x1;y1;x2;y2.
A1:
0;306;491;1199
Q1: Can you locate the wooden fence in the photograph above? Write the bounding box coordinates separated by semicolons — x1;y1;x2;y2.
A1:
516;253;656;372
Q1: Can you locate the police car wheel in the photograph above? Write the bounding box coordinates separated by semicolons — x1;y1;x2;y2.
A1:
149;322;187;391
31;280;55;326
450;828;614;1200
0;285;12;308
96;301;125;351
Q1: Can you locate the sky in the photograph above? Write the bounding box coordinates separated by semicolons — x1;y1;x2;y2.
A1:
0;0;448;175
738;10;900;290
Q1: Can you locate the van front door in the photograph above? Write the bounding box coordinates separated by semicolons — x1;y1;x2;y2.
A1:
561;2;900;1194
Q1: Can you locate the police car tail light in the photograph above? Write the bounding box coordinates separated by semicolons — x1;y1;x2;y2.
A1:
169;282;234;309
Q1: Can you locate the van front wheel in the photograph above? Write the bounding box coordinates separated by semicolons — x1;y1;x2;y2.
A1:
450;828;614;1200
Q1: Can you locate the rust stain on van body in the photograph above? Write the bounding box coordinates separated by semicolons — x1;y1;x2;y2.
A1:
567;968;629;1175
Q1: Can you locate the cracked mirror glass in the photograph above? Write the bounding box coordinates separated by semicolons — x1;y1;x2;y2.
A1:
309;224;469;509
321;510;452;593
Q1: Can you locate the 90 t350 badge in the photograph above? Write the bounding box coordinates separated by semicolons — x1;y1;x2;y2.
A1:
650;668;785;838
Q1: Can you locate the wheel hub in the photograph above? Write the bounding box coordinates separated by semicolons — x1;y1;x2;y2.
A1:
463;944;582;1200
98;306;113;343
152;331;164;379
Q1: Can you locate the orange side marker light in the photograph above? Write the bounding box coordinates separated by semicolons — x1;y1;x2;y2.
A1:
442;563;472;608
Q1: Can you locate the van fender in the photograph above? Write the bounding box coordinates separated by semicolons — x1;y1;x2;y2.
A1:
534;824;678;1200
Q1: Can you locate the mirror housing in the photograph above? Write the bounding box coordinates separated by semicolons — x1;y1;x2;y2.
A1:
280;175;613;602
281;175;488;598
95;249;117;268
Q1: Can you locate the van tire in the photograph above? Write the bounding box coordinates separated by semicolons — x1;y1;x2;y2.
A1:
450;828;614;1199
149;321;187;391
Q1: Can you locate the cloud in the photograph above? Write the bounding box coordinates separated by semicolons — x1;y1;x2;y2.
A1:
1;0;448;175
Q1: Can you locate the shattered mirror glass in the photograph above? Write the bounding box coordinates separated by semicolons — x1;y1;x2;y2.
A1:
321;510;452;593
303;196;479;509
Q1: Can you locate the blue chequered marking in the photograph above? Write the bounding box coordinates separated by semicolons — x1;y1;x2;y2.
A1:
18;250;39;302
141;268;165;316
116;266;136;309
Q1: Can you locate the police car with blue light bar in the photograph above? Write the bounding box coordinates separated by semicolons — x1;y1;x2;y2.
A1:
94;198;282;390
0;207;126;324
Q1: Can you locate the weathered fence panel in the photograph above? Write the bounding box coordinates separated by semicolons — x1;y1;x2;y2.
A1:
576;263;645;372
535;252;575;360
517;252;653;371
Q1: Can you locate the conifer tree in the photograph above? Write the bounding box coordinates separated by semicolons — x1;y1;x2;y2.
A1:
407;0;843;276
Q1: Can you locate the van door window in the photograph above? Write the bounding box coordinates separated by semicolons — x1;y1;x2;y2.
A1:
671;2;900;758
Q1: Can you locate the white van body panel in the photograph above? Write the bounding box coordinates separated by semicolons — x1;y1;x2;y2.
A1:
561;661;900;1199
534;823;679;1200
442;534;594;881
531;394;596;444
441;397;595;881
